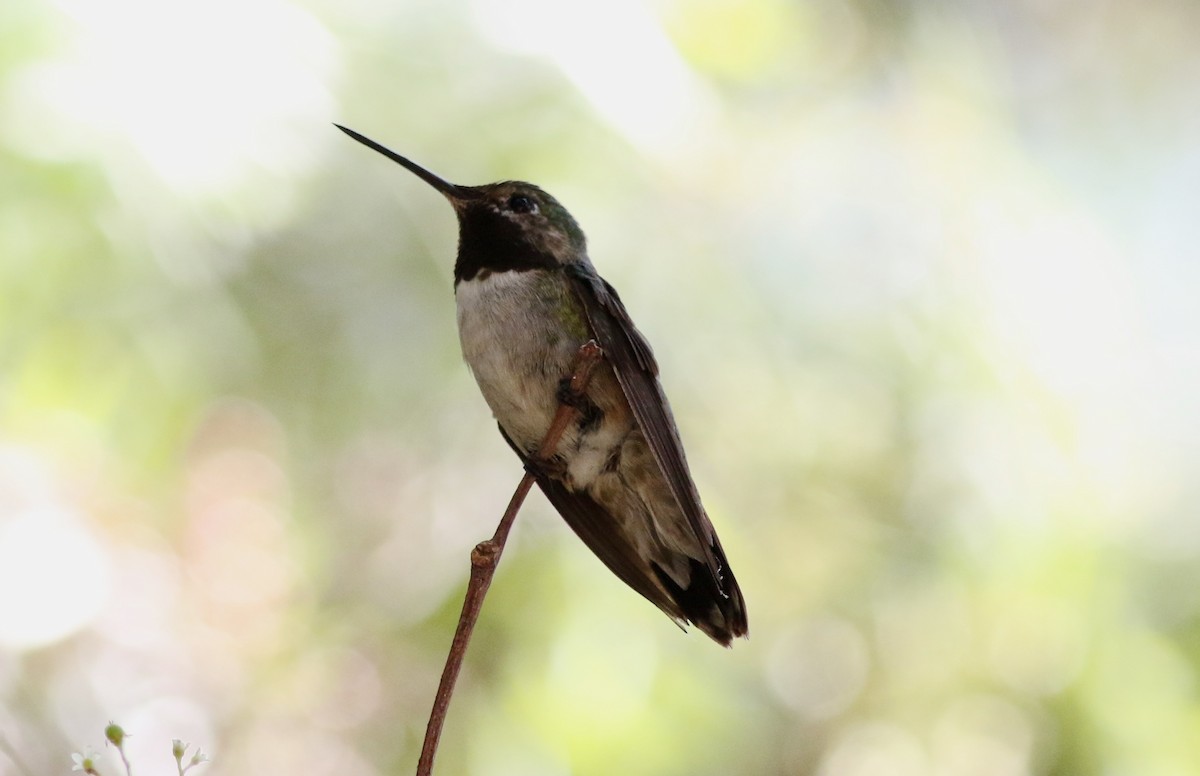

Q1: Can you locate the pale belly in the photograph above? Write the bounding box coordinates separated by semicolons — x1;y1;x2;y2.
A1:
454;269;633;489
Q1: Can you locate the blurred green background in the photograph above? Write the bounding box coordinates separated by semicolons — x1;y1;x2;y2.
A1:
3;0;1199;774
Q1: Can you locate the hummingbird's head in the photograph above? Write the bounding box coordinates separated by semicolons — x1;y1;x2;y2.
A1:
336;125;587;282
453;180;587;268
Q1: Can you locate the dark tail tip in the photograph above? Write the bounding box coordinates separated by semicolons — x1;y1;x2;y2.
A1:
653;557;748;647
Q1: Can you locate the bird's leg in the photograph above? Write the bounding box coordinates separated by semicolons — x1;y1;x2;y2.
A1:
556;375;604;432
495;424;568;481
522;455;569;481
416;339;604;776
555;373;591;411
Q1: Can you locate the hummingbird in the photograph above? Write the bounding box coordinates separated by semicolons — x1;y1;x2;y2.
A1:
337;125;748;646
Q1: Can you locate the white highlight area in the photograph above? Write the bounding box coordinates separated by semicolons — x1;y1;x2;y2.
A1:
0;493;111;650
10;0;337;196
471;0;718;154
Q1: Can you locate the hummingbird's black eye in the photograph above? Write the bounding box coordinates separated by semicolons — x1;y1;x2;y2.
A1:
507;194;538;214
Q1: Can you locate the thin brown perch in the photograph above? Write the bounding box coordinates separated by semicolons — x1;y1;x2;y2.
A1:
416;339;605;776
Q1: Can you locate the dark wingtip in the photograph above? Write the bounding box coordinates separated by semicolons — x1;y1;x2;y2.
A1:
653;558;748;647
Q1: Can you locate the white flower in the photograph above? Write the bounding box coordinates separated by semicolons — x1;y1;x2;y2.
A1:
190;747;210;766
71;748;98;773
172;739;188;761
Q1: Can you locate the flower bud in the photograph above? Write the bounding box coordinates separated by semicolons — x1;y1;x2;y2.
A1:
104;723;126;749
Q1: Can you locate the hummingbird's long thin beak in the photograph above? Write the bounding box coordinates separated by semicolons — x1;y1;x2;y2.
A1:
335;124;475;202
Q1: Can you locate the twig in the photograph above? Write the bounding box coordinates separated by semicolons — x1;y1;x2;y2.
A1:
416;340;604;776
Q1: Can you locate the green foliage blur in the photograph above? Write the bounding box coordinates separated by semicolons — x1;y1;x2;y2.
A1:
3;0;1199;774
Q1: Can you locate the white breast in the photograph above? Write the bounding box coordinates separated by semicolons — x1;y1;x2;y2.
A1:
455;270;570;451
455;269;639;490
